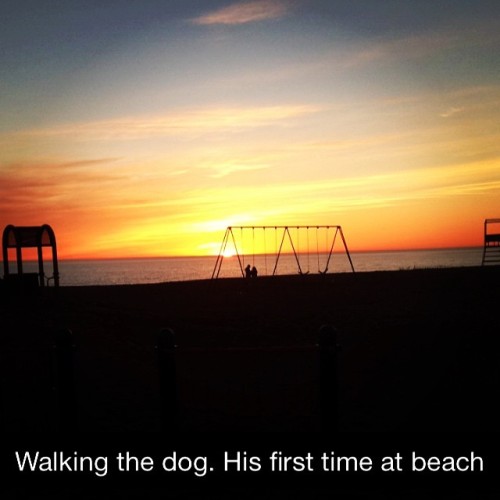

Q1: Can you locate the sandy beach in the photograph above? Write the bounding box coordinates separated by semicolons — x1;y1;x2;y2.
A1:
1;266;499;432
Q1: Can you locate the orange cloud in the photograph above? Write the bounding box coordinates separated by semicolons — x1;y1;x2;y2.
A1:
0;159;123;211
192;0;289;26
2;154;497;259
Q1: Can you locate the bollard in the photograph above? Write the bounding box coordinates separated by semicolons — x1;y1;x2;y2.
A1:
156;328;177;431
0;375;3;429
53;328;76;432
318;324;339;432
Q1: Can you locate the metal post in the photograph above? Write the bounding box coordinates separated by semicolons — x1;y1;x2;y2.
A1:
339;227;355;273
37;245;45;287
318;324;339;432
322;226;338;274
53;328;76;431
288;227;304;275
156;328;177;430
229;227;245;277
52;239;60;287
273;227;288;275
212;228;229;279
16;245;23;275
0;375;4;429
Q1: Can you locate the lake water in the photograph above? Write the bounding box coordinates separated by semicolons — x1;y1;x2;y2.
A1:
21;247;483;286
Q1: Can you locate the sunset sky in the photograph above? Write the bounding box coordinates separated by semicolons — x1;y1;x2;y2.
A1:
1;0;499;259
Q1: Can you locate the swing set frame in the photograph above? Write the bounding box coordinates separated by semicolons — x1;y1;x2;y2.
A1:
211;225;355;279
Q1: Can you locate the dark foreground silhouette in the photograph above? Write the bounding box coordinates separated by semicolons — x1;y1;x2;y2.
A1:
1;266;499;431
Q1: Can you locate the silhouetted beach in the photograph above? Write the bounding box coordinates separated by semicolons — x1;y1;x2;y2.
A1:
1;266;499;432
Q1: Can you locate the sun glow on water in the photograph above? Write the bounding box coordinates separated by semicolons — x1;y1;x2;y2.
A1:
54;248;484;286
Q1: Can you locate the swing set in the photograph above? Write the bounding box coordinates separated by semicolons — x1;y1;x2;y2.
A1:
211;225;355;279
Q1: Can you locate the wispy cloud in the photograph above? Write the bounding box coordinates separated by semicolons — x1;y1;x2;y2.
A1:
197;158;271;178
7;105;320;142
186;158;500;218
339;32;459;69
0;158;122;189
191;0;289;26
439;106;465;118
0;159;124;212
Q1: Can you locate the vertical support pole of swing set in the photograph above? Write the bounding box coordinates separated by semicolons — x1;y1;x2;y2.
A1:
321;226;338;274
211;227;246;279
339;226;355;273
322;226;355;275
211;228;229;279
272;226;304;276
288;227;304;275
272;227;287;276
230;227;245;277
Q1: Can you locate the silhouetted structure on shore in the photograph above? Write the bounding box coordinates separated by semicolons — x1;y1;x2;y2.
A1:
482;218;500;265
2;224;59;291
212;225;355;278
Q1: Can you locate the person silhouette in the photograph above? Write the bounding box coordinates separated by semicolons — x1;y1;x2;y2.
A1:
251;266;258;278
245;264;252;278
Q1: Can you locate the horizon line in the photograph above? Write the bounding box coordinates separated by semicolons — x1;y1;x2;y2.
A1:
1;245;483;263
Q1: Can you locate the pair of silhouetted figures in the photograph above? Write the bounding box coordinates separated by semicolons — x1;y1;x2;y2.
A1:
244;264;258;278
